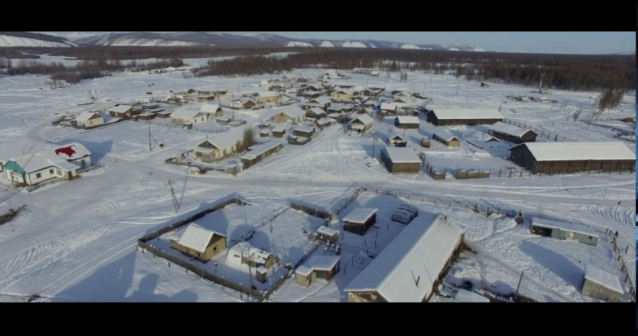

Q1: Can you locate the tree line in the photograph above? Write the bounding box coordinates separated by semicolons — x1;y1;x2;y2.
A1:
194;49;634;91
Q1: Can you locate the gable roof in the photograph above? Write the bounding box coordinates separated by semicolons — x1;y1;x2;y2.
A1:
300;255;340;272
348;114;373;125
434;129;460;142
381;147;421;164
489;122;536;138
176;223;224;254
509;142;635;162
281;107;306;119
109;105;133;114
395;116;420;124
76;111;102;122
344;213;464;302
307;107;326;116
241;140;283;161
380;102;398;111
207;126;247;150
430;109;504;120
200;104;221;114
171;107;204;119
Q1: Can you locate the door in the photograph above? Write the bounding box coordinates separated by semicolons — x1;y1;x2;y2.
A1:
567;231;577;242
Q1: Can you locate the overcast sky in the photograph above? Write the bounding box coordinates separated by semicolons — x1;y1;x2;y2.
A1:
265;32;636;54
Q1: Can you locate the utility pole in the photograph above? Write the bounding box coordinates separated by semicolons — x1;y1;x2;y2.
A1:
499;93;505;112
514;271;524;301
168;180;179;213
148;118;152;152
455;84;459;98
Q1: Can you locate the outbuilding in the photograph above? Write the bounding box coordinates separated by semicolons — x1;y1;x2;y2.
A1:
342;208;377;235
240;140;284;169
581;264;623;302
347;114;374;134
314;226;340;244
426;109;503;126
394;116;420;129
380;147;422;174
530;218;599;246
388;134;407;147
295;255;341;287
489;122;537;143
433;130;461;147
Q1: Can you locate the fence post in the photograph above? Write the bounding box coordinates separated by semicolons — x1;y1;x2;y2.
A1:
499;169;501;178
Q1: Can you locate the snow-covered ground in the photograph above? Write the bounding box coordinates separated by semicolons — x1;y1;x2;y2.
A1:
0;65;634;303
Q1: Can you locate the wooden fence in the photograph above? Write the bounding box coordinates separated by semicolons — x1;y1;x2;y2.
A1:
607;229;636;301
502;118;572;142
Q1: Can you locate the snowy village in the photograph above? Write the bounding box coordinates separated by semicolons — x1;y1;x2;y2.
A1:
0;31;635;304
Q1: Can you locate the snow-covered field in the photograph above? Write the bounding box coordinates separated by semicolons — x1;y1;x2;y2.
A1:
0;62;634;303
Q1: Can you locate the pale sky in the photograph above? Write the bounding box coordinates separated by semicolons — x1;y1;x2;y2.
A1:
265;32;636;55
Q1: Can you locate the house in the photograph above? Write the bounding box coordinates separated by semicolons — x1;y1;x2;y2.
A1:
370;70;380;77
380;147;421;174
342;208;377;235
328;112;347;123
272;125;287;138
303;97;331;110
75;112;104;128
229;241;276;269
530;218;599;246
426;109;504;126
480;82;490;88
108;104;138;118
292;126;316;138
200;104;224;118
345;213;465;302
157;111;172;118
306;107;327;119
193;128;246;162
170;223;227;262
388;134;407;147
295;255;341;287
433;130;461;147
347;114;374;134
323;69;340;79
288;135;311;145
214;91;231;99
314;226;340;244
272;108;306;124
138;112;155;121
380;102;398;114
170;107;208;126
257;91;280;104
454;289;490;302
394;116;420;129
581;264;623;302
508;142;635;174
240;140;284;169
331;89;354;101
3;143;92;186
489;122;537;143
328;103;355;114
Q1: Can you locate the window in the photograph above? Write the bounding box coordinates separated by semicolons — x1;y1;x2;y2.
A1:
213;246;217;252
49;169;54;175
36;173;41;179
57;169;62;176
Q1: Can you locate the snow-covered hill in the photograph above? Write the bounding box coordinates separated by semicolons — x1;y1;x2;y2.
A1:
319;41;334;47
401;44;422;50
342;41;367;48
0;34;76;48
287;41;313;47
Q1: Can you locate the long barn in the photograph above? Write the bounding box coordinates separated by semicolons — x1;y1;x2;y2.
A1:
426;109;503;126
509;142;635;174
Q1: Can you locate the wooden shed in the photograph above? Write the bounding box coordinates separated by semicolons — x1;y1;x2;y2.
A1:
347;115;374;134
342;208;377;235
581;264;623;302
306;107;327;119
508;142;636;174
489;122;537;143
292;126;316;138
433;130;461;147
426;109;503;126
394;116;420;129
388;134;407;147
380;147;421;174
530;218;599;246
295;255;341;287
169;224;227;262
240;140;284;169
315;226;340;244
271;125;287;138
229;241;276;269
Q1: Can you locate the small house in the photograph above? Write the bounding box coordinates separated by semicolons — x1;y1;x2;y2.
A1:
342;208;377;235
323;69;340;79
260;130;269;137
306;107;327;119
229;241;276;269
394;116;420;129
171;107;208;126
273;108;306;124
272;125;287;138
331;89;354;101
257;91;280;104
388;134;407;147
108;104;138;118
316;117;333;129
433;130;461;147
75;111;104;129
295;255;341;287
157;111;172;118
314;226;340;244
581;264;623;302
240;140;284;169
288;135;311;145
530;218;599;246
193;128;245;162
380;102;398;114
200;104;224;118
292;126;316;138
138;112;155;121
380;147;421;174
170;223;227;262
347;114;374;134
489;122;537;143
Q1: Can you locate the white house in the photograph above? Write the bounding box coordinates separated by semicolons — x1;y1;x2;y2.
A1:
3;143;92;186
171;107;208;125
75;112;104;128
200;104;223;117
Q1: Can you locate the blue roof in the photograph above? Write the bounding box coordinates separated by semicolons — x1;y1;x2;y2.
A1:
4;161;25;174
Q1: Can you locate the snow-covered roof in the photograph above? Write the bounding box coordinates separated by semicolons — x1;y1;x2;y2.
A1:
54;143;91;161
171;107;204;120
380;102;398;111
293;126;315;134
434;129;459;142
343;208;377;224
302;255;340;271
389;134;405;141
76;111;101;122
281;107;305;119
317;118;333;125
454;289;490;303
531;218;598;237
309;97;331;105
256;266;268;274
208;126;246;150
333;89;354;95
176;223;225;254
307;107;326;116
316;226;339;237
382;147;421;164
229;241;273;265
510;142;635;162
258;91;278;98
241;140;282;161
349;114;373;125
109;105;133;114
200;104;221;114
345;213;465;302
272;125;287;133
350;124;365;130
395;116;420;125
430;109;504;120
296;265;313;276
584;264;623;294
489;122;535;138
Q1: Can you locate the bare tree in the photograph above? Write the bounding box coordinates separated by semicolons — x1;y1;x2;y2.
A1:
242;128;256;151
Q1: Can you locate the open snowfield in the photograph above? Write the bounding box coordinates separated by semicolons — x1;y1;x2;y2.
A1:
0;63;634;302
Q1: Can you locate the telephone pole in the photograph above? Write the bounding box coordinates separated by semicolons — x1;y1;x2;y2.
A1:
514;271;524;301
168;180;179;213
